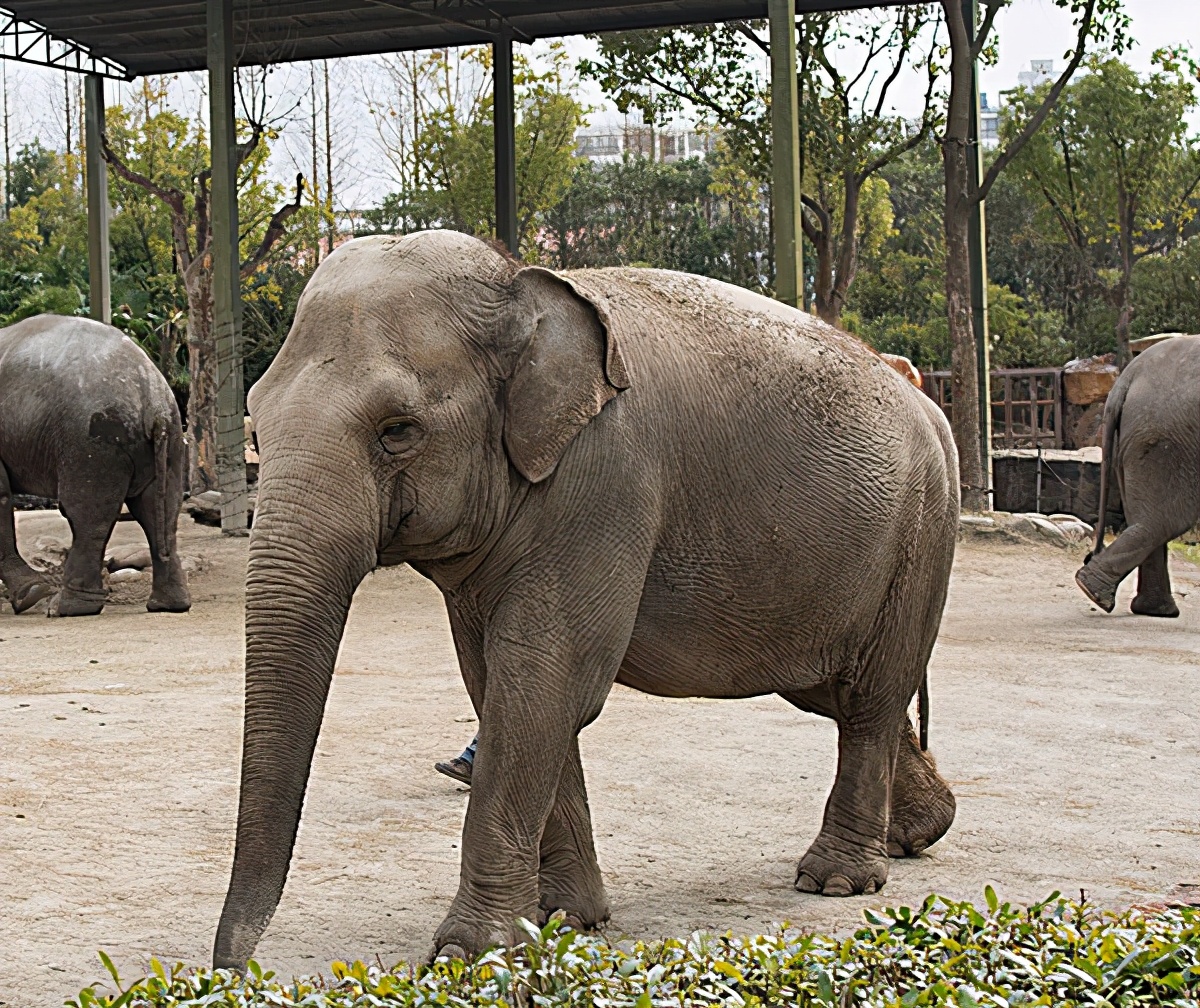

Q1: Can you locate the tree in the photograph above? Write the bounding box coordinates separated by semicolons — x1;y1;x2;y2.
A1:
579;7;942;325
939;0;1128;511
366;44;585;255
101;77;303;493
1007;56;1200;364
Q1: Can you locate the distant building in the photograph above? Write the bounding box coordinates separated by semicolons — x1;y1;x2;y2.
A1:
980;92;1000;149
1017;59;1055;91
574;124;715;163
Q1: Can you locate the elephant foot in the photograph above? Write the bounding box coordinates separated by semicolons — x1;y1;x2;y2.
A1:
431;913;514;963
795;839;888;897
147;583;192;613
8;579;55;614
888;725;956;858
1130;592;1179;618
1075;565;1116;613
47;587;106;617
538;881;610;932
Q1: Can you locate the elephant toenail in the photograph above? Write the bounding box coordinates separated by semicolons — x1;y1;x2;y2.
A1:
795;872;821;893
821;874;855;897
887;840;906;858
863;878;879;895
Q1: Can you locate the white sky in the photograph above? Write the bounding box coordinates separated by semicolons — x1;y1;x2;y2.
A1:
7;0;1196;209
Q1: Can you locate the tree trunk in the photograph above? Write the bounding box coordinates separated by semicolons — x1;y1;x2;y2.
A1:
829;172;861;327
943;136;986;512
813;226;837;325
183;264;217;495
1115;188;1134;367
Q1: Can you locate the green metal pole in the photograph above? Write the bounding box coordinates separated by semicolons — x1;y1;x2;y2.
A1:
963;0;992;504
493;35;518;253
208;0;248;534
769;0;802;308
84;74;110;324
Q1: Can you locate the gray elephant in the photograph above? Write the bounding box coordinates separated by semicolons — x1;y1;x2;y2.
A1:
214;231;959;968
0;314;190;616
1076;335;1200;616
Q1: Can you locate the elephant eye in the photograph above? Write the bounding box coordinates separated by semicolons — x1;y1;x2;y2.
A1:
378;418;422;456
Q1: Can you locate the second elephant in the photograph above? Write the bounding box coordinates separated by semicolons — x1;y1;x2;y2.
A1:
1076;335;1200;616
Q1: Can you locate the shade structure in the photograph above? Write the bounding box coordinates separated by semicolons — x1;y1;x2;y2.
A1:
3;1;907;77
2;0;988;526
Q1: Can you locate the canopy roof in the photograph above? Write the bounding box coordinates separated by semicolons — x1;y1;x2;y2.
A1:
2;0;906;79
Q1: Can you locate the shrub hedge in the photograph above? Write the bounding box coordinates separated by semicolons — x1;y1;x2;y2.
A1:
69;891;1200;1008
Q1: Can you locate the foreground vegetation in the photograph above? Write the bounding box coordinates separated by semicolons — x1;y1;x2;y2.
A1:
69;892;1200;1007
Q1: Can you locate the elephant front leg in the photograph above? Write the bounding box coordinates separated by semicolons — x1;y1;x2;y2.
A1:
538;737;609;930
795;716;897;897
0;463;55;614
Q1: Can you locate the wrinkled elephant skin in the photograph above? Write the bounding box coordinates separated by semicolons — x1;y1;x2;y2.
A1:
215;231;960;968
1076;335;1200;616
0;315;191;616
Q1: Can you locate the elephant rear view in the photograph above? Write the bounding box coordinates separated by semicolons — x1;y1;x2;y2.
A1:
216;231;959;968
1076;335;1200;616
0;314;190;616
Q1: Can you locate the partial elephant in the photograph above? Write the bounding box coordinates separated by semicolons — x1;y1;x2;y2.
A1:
1076;335;1200;616
0;314;191;616
214;231;959;968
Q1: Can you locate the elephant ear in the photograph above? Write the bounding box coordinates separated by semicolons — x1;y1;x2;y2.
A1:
503;266;630;483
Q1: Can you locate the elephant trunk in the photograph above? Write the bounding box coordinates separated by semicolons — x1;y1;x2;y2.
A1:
213;462;378;970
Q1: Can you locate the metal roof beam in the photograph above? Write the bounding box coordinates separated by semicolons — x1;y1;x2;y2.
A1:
0;7;129;78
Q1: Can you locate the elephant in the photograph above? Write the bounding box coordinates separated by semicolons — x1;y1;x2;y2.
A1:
0;314;191;616
214;230;959;968
1075;335;1200;616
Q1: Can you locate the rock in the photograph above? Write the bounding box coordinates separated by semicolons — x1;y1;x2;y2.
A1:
105;545;153;572
108;568;146;584
1062;355;1118;405
959;515;996;528
1009;513;1070;547
1056;521;1094;543
29;536;69;571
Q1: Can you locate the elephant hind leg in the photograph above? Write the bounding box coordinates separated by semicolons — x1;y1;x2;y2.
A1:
126;488;191;613
887;720;955;858
1131;542;1179;617
51;475;128;617
0;462;55;613
537;737;609;930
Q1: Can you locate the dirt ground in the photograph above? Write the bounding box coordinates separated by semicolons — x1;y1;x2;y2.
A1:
2;511;1199;1006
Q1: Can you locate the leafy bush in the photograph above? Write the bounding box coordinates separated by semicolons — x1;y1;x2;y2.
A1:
69;891;1200;1007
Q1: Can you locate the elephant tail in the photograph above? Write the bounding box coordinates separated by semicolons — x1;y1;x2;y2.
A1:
1090;377;1128;561
153;415;172;562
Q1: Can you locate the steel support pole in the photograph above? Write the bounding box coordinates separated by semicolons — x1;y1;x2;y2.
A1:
963;0;992;504
208;0;248;534
768;0;802;308
84;74;110;324
493;35;518;253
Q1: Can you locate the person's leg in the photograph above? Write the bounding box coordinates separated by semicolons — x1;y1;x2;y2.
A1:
435;733;478;784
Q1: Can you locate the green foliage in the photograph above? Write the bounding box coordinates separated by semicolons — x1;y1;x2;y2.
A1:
539;150;769;291
67;895;1200;1007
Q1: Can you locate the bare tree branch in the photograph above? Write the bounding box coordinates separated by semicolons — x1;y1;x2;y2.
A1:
730;20;769;54
240;173;304;279
978;0;1097;202
972;0;1004;62
100;131;193;269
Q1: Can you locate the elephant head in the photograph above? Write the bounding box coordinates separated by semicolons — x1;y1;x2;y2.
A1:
213;230;628;969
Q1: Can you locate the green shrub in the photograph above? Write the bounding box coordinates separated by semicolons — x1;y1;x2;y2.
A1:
69;892;1200;1007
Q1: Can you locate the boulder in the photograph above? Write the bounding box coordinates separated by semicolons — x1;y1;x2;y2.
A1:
108;568;146;584
105;545;153;572
1062;355;1117;406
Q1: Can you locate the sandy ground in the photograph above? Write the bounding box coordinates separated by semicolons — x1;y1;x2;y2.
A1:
2;511;1199;1006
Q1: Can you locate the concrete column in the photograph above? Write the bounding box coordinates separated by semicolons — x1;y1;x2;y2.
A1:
493;35;518;253
84;74;110;324
768;0;802;308
208;0;248;534
963;0;992;502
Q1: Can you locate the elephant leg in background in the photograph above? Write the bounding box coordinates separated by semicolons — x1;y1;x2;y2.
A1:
1131;543;1179;617
51;477;127;616
886;719;956;857
537;736;609;929
1077;456;1193;614
0;462;55;614
125;485;191;613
